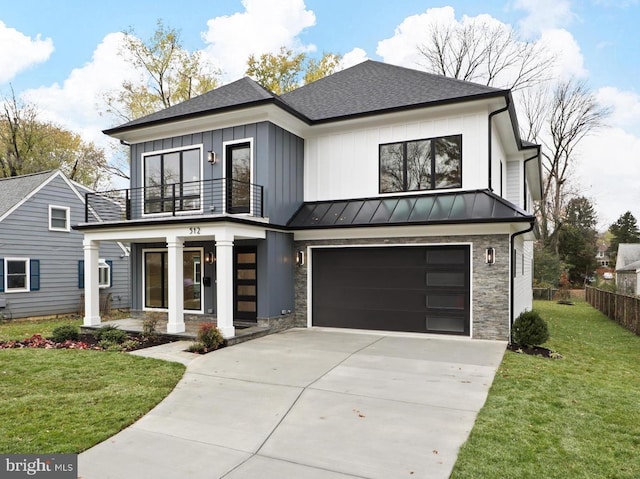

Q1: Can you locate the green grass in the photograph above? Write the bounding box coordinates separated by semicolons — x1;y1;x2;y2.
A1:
451;299;640;478
0;316;82;341
0;318;185;453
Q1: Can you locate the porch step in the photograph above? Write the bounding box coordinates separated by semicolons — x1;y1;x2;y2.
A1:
226;325;272;346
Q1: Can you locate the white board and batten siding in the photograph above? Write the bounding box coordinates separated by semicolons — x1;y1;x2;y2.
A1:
304;109;488;202
0;174;130;319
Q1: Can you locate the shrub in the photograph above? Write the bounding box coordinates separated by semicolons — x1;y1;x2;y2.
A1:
142;315;160;343
186;342;207;354
50;325;80;343
98;339;123;351
94;325;127;344
512;310;550;346
196;323;224;351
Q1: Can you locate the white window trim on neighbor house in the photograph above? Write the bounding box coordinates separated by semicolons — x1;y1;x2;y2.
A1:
4;257;30;292
49;205;70;232
98;259;111;289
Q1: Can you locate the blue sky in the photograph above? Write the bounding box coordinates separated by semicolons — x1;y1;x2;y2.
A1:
1;0;639;227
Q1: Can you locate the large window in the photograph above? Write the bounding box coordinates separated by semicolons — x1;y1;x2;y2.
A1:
379;135;462;193
225;141;251;214
143;148;201;214
143;250;202;311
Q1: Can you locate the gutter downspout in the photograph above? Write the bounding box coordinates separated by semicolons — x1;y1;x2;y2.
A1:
522;151;539;211
487;96;510;192
510;219;536;343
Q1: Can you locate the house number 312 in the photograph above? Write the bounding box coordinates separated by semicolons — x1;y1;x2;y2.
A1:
189;227;201;235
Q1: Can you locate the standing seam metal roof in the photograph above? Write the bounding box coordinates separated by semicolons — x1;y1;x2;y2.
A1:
286;190;533;229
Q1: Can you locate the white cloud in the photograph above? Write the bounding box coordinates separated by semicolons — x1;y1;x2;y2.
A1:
340;48;368;69
576;127;640;229
22;32;137;147
375;6;586;85
596;86;640;131
512;0;574;38
376;6;456;70
0;21;54;84
201;0;317;81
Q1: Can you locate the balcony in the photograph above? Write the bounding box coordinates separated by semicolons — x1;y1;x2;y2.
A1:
84;178;264;224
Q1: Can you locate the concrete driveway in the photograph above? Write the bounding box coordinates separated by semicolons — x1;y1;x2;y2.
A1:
79;329;506;479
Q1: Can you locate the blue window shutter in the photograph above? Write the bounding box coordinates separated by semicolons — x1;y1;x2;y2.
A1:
0;258;4;292
78;260;84;289
30;259;40;291
106;260;113;287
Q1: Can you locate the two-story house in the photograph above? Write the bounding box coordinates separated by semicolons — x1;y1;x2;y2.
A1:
77;60;541;341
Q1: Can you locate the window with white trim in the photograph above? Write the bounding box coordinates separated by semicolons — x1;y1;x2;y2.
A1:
98;260;111;289
49;205;70;232
5;258;29;292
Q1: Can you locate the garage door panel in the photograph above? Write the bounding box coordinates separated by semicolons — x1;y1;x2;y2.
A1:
312;246;470;335
328;288;428;311
313;306;428;332
321;268;429;290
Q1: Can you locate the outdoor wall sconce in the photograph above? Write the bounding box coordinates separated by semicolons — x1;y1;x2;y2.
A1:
296;250;305;266
485;247;496;265
207;150;218;164
205;252;216;264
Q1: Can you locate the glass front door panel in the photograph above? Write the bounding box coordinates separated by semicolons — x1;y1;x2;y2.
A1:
227;143;251;213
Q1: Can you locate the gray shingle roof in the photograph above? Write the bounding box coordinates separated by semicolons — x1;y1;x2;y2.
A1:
286;189;533;229
280;60;505;122
104;60;507;135
0;170;57;219
104;77;283;135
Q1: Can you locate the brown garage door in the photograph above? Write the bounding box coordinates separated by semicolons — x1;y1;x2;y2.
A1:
312;245;470;335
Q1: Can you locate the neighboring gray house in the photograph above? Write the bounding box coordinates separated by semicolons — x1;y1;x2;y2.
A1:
0;170;130;319
78;60;542;341
615;243;640;295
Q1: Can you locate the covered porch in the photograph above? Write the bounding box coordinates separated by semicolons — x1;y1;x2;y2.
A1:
80;220;267;339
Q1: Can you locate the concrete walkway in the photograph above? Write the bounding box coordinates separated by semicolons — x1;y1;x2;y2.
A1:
78;329;506;479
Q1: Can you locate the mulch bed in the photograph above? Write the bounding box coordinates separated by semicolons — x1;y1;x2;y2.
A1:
507;343;563;359
0;332;175;352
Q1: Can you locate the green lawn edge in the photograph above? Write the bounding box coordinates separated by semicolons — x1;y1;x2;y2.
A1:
451;299;640;478
0;318;185;454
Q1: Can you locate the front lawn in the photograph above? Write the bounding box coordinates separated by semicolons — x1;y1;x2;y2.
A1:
0;318;185;453
451;299;640;478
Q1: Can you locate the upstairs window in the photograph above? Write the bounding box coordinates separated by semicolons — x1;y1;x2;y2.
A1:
49;205;70;231
143;148;201;214
379;135;462;193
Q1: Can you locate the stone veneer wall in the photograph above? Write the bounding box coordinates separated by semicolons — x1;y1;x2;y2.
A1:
293;234;512;341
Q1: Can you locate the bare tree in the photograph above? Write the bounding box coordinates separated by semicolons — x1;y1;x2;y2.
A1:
417;19;555;91
522;79;610;251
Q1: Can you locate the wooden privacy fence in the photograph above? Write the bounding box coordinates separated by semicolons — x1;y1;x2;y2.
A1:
585;286;640;336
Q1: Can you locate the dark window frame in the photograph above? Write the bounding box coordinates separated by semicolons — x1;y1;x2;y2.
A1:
379;134;462;194
142;147;201;215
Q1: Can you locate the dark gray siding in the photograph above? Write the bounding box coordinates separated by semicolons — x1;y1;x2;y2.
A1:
257;231;295;319
0;175;130;319
130;121;304;225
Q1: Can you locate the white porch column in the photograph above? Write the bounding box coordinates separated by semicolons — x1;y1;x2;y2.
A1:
167;236;185;334
215;237;235;338
83;239;101;326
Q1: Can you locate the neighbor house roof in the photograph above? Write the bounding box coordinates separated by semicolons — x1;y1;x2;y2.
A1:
616;243;640;271
287;189;533;229
0;170;57;220
104;60;509;136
